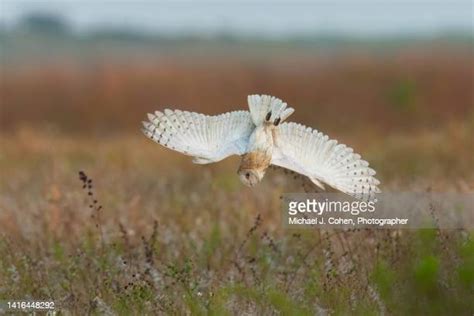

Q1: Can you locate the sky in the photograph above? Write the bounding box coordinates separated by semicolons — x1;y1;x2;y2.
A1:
0;0;472;37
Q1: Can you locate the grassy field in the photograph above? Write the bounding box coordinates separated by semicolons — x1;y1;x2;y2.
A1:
1;45;473;314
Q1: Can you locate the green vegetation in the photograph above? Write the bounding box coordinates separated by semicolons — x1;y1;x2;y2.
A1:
0;33;472;313
0;130;472;314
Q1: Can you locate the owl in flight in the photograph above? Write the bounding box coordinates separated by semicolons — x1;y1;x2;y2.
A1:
142;95;380;200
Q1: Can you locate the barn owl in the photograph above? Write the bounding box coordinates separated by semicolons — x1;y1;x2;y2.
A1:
142;95;380;200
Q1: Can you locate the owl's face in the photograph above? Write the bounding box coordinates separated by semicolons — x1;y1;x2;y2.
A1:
238;169;265;187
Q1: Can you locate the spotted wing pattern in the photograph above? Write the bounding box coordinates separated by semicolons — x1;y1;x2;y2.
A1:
272;122;381;200
142;110;255;163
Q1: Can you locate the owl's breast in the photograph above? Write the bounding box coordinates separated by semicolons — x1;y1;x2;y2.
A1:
239;126;274;172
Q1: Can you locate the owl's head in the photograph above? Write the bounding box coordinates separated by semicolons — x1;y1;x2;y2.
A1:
238;168;265;187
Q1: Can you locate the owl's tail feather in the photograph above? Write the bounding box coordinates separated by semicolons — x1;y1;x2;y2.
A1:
247;95;295;126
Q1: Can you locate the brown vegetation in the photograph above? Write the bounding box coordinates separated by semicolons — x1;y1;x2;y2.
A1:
1;47;472;135
0;45;473;314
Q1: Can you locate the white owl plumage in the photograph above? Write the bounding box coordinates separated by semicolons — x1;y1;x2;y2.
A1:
142;95;380;200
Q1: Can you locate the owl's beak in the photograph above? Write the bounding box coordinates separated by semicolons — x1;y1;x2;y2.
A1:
238;168;266;188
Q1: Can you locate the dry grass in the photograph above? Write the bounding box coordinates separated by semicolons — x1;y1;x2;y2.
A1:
0;124;473;314
0;48;473;314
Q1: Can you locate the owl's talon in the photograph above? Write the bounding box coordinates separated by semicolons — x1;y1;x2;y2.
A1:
265;111;272;121
274;118;281;126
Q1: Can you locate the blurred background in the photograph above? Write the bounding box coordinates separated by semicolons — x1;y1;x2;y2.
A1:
0;1;473;313
1;0;472;135
1;0;473;185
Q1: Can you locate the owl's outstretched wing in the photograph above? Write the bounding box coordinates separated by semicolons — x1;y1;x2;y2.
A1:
142;110;254;163
271;122;381;200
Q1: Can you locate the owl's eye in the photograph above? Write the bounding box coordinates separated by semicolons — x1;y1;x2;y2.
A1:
245;172;250;179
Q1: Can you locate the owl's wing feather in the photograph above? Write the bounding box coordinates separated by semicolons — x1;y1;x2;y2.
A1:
272;122;381;200
142;110;254;163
